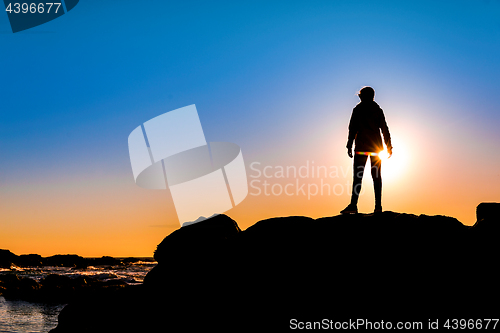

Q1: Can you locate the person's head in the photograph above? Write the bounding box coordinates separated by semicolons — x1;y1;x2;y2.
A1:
357;86;375;102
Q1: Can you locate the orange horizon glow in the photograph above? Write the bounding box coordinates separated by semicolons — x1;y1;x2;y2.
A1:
1;127;489;258
1;111;494;258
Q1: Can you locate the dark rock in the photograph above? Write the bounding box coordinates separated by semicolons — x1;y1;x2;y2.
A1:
18;254;44;267
88;256;123;266
50;206;500;332
72;275;93;287
0;251;145;270
31;274;77;303
476;202;500;222
100;279;128;288
0;249;17;268
121;257;155;264
0;271;134;304
144;214;241;289
0;252;150;304
0;273;22;286
473;202;500;234
153;213;241;263
52;285;148;333
41;274;74;289
121;257;141;264
0;274;41;301
45;254;87;268
36;274;131;303
91;273;118;282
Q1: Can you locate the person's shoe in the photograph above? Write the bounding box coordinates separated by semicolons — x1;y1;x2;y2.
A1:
340;204;358;214
374;206;383;213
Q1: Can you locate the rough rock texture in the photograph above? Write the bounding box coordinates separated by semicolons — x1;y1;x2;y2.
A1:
50;205;500;332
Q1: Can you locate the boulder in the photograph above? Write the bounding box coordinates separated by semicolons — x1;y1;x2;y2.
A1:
44;254;88;268
18;254;44;267
89;256;123;266
0;274;23;289
40;274;74;289
0;249;17;268
152;213;241;263
473;202;500;235
50;207;500;332
100;279;128;288
0;274;41;301
476;202;500;222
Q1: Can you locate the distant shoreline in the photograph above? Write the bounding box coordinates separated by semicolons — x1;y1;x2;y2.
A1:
1;249;156;270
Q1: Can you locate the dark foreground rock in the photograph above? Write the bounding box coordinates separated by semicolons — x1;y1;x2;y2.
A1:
50;205;500;332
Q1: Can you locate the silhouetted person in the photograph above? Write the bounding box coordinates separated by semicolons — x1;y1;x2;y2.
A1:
341;86;392;214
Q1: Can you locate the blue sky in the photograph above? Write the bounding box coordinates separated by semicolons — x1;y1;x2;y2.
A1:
1;1;500;254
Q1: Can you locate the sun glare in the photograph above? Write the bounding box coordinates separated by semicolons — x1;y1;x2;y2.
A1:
378;150;390;160
378;142;409;182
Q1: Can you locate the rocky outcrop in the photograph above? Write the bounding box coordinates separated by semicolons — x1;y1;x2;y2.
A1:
476;202;500;221
0;253;153;303
0;251;137;269
0;250;17;269
49;204;500;332
152;213;241;263
145;213;241;286
0;274;40;301
0;273;130;304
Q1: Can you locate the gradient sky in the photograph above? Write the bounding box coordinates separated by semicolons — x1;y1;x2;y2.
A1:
1;1;500;257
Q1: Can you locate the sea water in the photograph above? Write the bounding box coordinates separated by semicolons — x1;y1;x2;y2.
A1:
0;259;156;333
0;296;64;333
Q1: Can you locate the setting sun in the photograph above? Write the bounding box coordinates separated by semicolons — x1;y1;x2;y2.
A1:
378;150;390;160
379;141;410;182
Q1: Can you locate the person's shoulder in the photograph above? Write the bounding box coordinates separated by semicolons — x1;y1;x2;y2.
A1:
353;102;363;111
372;101;384;112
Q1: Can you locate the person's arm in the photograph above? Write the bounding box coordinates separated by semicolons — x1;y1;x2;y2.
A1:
346;108;358;157
379;109;392;156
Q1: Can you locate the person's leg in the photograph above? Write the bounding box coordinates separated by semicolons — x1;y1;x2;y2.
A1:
370;155;382;210
351;154;368;206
